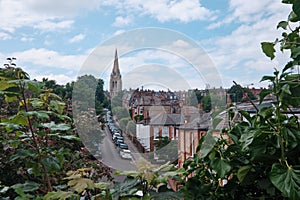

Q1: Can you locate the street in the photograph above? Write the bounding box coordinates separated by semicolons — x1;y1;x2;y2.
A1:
99;126;136;171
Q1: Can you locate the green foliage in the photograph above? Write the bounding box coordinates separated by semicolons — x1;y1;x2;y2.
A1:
111;90;124;108
0;64;75;196
112;106;130;120
227;85;256;103
0;63;112;199
134;114;144;122
188;89;203;107
270;164;300;199
201;95;211;113
182;2;300;199
261;42;276;60
44;168;111;199
126;120;136;136
114;158;183;199
119;117;131;131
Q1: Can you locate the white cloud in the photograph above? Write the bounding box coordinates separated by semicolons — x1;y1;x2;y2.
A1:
0;0;101;33
113;30;126;36
113;16;133;27
69;33;86;43
12;48;87;70
117;0;215;23
33;20;74;32
0;32;11;40
208;0;291;29
21;37;34;42
0;0;214;36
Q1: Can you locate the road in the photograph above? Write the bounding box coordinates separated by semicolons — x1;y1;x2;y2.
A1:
99;126;136;171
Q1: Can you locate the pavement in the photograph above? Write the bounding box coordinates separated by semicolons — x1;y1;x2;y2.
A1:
123;132;144;163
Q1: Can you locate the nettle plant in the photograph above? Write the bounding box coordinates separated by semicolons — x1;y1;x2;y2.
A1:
0;61;77;198
182;1;300;200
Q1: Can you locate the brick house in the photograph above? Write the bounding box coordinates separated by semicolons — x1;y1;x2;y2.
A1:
177;113;210;168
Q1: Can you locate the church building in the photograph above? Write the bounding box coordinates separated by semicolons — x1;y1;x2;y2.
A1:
109;49;122;99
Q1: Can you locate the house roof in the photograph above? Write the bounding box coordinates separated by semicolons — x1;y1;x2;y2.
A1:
177;113;211;130
149;113;185;126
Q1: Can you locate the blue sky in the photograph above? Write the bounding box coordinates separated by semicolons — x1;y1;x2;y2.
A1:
0;0;292;90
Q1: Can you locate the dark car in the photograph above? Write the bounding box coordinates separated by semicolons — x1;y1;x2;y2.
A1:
115;139;124;146
113;136;123;143
118;143;129;150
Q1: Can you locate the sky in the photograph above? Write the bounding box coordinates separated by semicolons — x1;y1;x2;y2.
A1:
0;0;293;91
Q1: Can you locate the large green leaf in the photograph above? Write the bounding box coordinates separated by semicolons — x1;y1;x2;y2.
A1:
259;89;272;103
260;75;275;82
27;81;42;94
21;111;50;120
0;122;20;132
211;157;231;178
237;165;252;183
258;106;274;119
239;130;255;151
0;80;17;91
68;178;95;193
11;181;40;192
292;0;300;18
58;135;81;141
43;190;78;200
286;127;300;149
261;42;276;60
111;179;141;199
277;21;288;30
41;121;70;131
270;163;300;199
200;130;216;159
41;156;61;173
9;149;35;162
212;117;223;129
291;47;300;59
8;115;28;126
50;100;65;115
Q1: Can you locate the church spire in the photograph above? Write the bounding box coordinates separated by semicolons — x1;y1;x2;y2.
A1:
112;49;120;75
110;49;122;99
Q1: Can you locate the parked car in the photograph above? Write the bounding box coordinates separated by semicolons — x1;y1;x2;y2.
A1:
115;139;124;146
118;143;129;150
120;149;132;160
112;133;122;140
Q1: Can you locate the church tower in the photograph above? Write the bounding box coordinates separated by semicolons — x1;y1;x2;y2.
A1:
109;49;122;99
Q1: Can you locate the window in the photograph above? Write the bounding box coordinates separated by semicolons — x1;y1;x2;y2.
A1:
162;126;169;138
154;127;159;140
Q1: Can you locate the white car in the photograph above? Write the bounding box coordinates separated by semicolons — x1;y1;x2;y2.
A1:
120;149;132;160
112;132;121;140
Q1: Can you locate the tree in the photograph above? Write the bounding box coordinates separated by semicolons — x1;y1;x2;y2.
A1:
95;78;110;115
188;89;203;107
227;85;256;103
0;63;112;199
0;63;73;194
126;120;136;136
201;89;212;112
112;106;130;121
110;90;125;111
119;117;131;132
